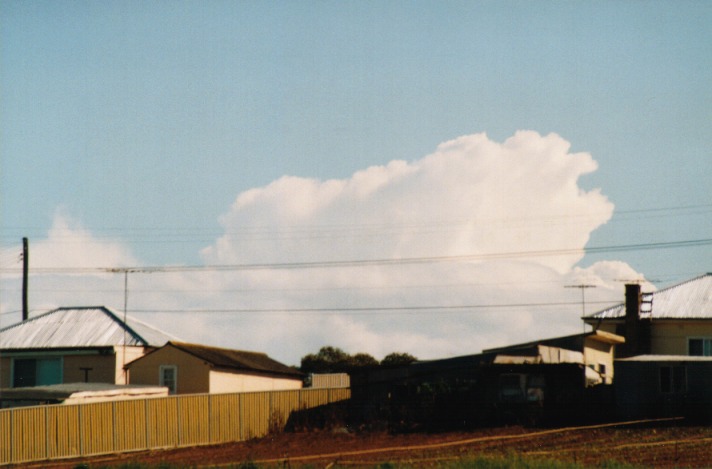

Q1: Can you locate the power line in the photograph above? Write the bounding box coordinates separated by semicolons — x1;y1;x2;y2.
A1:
126;300;621;315
1;237;710;274
2;203;710;243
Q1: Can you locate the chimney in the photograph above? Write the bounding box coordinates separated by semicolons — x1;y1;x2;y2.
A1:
622;283;650;357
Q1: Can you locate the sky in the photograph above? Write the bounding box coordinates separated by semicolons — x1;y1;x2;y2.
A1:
1;1;711;365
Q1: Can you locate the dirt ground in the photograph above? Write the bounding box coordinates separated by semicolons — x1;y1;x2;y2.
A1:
19;420;712;468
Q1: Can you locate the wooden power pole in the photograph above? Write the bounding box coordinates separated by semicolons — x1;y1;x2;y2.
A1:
22;237;29;321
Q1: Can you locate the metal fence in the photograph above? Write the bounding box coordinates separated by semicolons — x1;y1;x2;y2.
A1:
0;387;350;465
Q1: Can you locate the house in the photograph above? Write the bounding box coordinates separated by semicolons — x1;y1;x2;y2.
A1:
0;306;176;388
125;341;304;394
0;382;168;408
583;273;712;357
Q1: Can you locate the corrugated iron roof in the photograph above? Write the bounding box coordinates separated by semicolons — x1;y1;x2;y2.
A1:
584;273;712;320
0;306;177;349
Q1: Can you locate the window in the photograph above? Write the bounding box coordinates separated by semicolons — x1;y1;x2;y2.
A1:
689;338;712;356
12;358;62;387
159;365;177;394
660;365;686;393
599;364;607;377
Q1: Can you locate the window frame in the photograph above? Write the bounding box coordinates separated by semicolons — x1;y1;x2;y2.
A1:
688;337;712;356
659;365;687;394
159;365;178;394
11;356;63;388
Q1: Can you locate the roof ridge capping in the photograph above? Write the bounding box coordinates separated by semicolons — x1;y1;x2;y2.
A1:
168;340;269;356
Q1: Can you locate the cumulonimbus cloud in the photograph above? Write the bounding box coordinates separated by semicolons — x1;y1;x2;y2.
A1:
2;131;648;364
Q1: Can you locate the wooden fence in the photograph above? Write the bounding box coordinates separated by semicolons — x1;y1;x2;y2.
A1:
0;387;350;465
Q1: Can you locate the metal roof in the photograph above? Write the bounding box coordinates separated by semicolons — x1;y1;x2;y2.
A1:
0;306;178;350
128;341;304;378
617;355;712;362
584;273;712;321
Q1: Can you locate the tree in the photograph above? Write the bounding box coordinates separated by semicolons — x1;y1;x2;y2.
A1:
300;346;350;374
381;352;417;367
349;353;379;368
300;347;417;373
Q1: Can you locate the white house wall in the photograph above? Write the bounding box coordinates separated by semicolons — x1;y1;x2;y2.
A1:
209;370;302;393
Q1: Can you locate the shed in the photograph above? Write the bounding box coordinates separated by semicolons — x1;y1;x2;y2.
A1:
615;355;712;422
125;341;304;394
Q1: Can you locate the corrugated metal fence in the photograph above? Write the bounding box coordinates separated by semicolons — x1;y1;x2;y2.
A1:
0;387;350;465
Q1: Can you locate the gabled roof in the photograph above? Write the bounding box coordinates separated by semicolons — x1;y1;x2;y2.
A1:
132;341;304;379
584;273;712;321
0;306;177;350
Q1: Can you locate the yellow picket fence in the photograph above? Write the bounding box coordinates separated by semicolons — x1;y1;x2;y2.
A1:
0;387;350;465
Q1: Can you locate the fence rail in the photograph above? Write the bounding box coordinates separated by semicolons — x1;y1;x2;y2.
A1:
0;387;350;465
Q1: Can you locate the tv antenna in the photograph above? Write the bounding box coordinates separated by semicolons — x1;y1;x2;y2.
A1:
565;284;597;316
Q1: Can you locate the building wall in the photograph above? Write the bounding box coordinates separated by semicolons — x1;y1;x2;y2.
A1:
615;359;712;422
650;322;712;355
0;351;128;388
310;373;350;388
127;346;211;394
583;339;615;384
0;357;11;387
209;370;302;393
112;346;151;385
63;354;117;384
594;321;712;356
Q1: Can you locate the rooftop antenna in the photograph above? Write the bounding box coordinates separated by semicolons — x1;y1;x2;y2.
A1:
107;267;145;383
565;284;597;317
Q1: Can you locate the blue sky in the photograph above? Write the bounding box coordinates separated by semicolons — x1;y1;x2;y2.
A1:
1;1;711;363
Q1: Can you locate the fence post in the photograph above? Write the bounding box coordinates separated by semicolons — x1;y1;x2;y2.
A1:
78;404;83;456
238;393;243;441
145;398;150;450
45;404;49;460
176;396;181;447
112;401;117;453
208;393;212;443
10;408;14;464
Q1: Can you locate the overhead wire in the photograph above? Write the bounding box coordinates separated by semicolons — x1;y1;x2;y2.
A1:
0;237;709;274
1;203;710;244
127;300;622;315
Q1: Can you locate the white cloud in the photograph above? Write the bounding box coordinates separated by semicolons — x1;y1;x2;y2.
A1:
192;130;635;362
33;209;139;271
1;131;648;365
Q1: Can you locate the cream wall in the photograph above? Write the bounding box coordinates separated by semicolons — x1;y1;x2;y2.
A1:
583;339;615;384
650;321;712;355
127;345;210;394
209;370;302;394
113;346;152;385
592;320;712;356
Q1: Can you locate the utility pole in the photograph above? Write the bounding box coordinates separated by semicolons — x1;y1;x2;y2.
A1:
22;237;29;321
